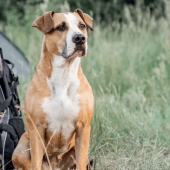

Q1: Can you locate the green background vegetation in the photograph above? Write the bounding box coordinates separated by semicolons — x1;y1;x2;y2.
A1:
1;0;170;169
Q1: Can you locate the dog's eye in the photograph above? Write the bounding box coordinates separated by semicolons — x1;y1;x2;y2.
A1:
80;24;86;30
56;24;66;31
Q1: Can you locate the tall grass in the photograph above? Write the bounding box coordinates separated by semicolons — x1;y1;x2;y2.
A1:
1;1;170;169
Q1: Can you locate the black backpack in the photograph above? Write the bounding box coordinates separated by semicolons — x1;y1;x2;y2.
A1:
0;48;25;170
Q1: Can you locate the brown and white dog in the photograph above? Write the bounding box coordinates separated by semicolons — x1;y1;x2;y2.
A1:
12;9;94;170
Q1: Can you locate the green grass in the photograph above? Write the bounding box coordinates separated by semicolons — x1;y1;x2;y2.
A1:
2;2;170;170
86;25;170;169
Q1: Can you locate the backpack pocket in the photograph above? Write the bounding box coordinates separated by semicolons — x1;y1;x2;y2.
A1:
0;117;25;169
8;117;25;140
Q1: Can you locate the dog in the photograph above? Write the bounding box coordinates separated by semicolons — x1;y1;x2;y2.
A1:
12;8;94;170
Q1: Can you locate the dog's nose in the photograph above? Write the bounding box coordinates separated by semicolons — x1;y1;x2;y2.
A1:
72;34;86;44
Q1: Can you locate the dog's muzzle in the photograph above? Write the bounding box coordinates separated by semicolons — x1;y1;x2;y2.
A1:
61;34;86;59
72;34;86;56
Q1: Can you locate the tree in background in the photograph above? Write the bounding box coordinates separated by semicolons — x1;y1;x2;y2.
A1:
67;0;166;26
0;0;44;23
0;0;166;26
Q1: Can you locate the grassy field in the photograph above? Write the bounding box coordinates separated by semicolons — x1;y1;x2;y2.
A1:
2;2;170;170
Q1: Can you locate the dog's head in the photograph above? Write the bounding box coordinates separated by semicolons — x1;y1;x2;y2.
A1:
32;9;93;59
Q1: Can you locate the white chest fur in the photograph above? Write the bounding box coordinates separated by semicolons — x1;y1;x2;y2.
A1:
42;56;80;142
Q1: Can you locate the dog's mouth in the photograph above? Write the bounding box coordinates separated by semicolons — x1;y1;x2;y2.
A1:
74;44;85;55
62;44;86;59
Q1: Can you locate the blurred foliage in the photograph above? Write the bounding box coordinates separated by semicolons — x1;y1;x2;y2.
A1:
0;0;41;25
0;0;167;27
68;0;166;26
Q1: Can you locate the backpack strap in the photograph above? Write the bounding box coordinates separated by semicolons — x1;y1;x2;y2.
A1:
0;124;18;147
0;96;12;113
0;48;3;79
3;60;14;70
11;77;19;93
0;49;21;116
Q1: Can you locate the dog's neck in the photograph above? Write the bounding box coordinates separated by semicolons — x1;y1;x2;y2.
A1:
37;41;81;95
37;40;81;79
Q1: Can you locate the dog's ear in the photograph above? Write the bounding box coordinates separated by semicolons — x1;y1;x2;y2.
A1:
74;9;94;31
32;11;55;34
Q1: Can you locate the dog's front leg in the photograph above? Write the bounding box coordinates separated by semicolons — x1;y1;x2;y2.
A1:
75;122;91;170
27;119;46;170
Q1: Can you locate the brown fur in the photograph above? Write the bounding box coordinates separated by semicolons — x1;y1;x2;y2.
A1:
74;9;93;31
32;11;55;34
12;9;94;170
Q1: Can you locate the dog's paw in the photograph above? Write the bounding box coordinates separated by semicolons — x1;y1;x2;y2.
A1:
87;159;94;170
